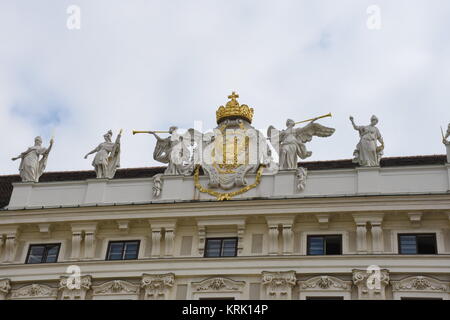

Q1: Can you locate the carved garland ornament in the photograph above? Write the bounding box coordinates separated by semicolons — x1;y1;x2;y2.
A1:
93;280;140;295
11;284;57;299
392;276;448;292
300;275;350;290
192;277;245;292
194;164;265;201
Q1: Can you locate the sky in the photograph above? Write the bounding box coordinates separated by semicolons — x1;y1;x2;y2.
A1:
1;0;450;175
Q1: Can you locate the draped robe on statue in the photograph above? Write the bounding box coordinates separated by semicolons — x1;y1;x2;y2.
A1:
153;134;192;175
352;125;382;166
91;140;121;179
19;146;50;182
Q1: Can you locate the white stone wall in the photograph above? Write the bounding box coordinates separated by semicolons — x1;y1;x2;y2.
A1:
1;194;450;300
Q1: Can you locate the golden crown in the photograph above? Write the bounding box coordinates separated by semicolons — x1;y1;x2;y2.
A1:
216;92;254;124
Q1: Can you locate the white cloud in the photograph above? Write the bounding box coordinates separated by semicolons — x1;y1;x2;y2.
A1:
1;0;450;175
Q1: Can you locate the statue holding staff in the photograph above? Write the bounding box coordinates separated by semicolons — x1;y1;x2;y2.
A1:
12;136;54;182
441;123;450;145
84;130;122;179
349;115;384;167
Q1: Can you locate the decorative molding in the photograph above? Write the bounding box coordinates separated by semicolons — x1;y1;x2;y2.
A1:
407;212;422;227
262;271;296;299
315;214;330;230
152;174;163;198
392;276;448;292
0;279;11;300
191;277;245;292
11;284;57;299
295;167;307;192
116;220;129;234
59;275;92;300
299;275;351;290
141;273;175;300
352;268;389;300
38;223;52;237
92;280;140;295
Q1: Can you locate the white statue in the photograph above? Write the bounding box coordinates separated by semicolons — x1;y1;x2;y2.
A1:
267;119;335;170
84;130;121;179
350;115;384;167
12;136;54;182
442;123;450;145
149;126;193;175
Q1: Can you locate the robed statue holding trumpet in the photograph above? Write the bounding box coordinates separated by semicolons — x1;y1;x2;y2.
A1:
134;127;194;175
267;113;335;170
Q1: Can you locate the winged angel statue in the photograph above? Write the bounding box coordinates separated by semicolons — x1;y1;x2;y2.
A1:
267;118;335;170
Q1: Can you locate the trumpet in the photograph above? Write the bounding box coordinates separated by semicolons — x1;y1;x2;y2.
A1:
295;112;332;125
132;130;171;135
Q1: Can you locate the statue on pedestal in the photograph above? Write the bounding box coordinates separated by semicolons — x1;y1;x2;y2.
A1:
84;130;121;179
267;115;335;170
441;123;450;145
349;115;384;167
12;136;54;182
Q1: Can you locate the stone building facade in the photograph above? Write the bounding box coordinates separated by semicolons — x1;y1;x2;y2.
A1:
0;156;449;300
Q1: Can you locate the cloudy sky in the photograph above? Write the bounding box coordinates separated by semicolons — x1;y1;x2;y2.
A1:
1;0;449;175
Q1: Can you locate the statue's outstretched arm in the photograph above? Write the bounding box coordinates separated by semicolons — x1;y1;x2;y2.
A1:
84;146;100;159
349;116;359;130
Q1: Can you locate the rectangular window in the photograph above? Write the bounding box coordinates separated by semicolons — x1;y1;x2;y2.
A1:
204;238;237;257
307;235;342;255
106;240;140;260
398;234;437;254
26;244;61;264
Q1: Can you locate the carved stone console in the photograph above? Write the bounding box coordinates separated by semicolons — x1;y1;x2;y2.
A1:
352;268;389;300
0;279;11;300
141;273;175;300
261;271;297;299
59;275;92;300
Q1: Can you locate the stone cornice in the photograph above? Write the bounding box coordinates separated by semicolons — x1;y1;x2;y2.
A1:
1;194;450;226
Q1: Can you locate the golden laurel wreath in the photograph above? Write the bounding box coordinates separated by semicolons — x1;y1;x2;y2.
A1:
193;165;265;201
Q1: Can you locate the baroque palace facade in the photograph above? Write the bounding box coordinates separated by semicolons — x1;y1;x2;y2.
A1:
1;93;450;300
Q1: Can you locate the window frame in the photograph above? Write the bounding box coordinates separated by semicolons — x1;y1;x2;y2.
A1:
306;234;343;255
204;237;238;258
398;233;437;255
105;240;141;261
25;243;61;264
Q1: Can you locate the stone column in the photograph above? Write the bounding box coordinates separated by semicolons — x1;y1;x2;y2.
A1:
164;228;175;257
237;224;245;255
282;224;293;255
4;235;17;263
151;228;162;258
268;225;279;255
0;279;11;300
371;222;383;253
352;268;389;300
261;271;297;300
70;231;82;260
355;223;367;253
0;226;19;263
197;225;206;256
84;231;96;259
